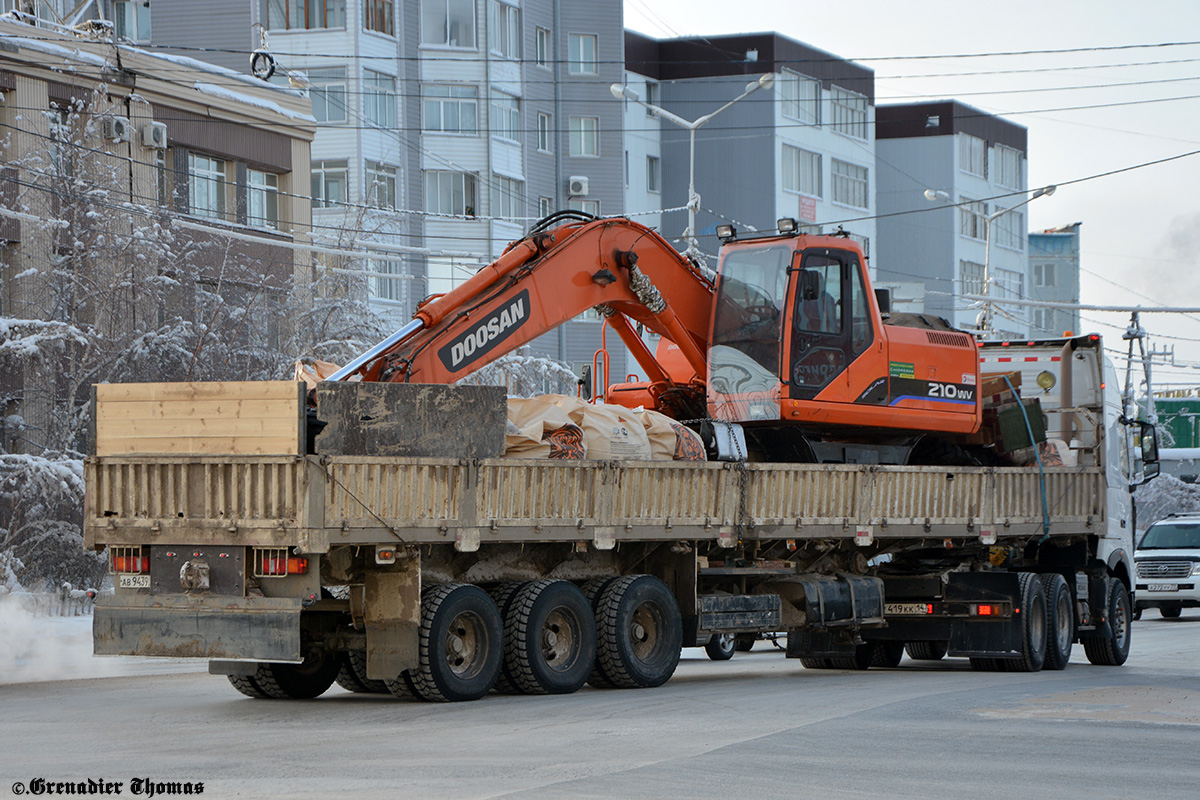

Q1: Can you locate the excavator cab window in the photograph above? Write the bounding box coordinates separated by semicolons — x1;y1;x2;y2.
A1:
789;249;872;400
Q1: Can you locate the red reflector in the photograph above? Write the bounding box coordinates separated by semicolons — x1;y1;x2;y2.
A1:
113;555;147;573
926;604;934;615
1088;334;1099;342
977;604;994;616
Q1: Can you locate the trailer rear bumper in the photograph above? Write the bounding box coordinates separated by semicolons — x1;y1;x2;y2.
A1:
93;594;302;661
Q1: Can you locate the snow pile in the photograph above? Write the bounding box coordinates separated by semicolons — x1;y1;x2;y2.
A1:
1134;473;1200;531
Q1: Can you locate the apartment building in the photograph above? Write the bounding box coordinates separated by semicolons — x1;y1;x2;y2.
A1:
874;100;1030;336
1028;222;1082;337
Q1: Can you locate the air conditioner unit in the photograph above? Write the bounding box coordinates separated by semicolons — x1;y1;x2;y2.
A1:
141;121;168;149
568;175;589;197
102;116;132;143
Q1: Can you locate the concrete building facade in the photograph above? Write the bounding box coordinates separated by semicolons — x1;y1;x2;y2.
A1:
1027;222;1081;337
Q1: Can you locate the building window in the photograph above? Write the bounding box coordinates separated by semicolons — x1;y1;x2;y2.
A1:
364;0;393;35
959;260;985;296
535;27;551;67
1033;307;1054;332
959;197;987;240
994;208;1024;250
831;159;868;209
488;0;520;59
569;198;599;216
645;81;659;115
830;86;868;140
993;267;1024;301
1034;262;1057;287
490;174;524;220
780;69;820;124
247;169;279;229
424;84;478;133
113;0;151;42
366;161;398;209
569;116;599;156
425;170;478;216
311;160;349;208
994;145;1024;189
268;0;346;30
490;90;520;142
646;155;660;193
421;0;476;48
959;133;986;177
369;258;405;303
537;112;552;152
308;68;347;124
188;153;226;219
783;145;821;197
363;70;396;128
568;33;597;75
538;196;552;218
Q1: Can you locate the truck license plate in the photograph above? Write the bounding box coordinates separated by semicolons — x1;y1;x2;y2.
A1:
118;574;150;589
1147;583;1178;592
885;603;930;615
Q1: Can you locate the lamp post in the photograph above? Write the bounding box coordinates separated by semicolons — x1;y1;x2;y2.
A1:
610;74;775;262
980;185;1056;336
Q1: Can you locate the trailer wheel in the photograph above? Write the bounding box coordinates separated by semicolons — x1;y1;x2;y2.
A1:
251;650;341;699
1008;572;1047;672
505;579;596;695
905;640;948;661
1160;604;1182;619
334;649;390;694
407;583;504;702
799;657;833;669
592;575;682;689
1084;578;1132;666
1039;574;1074;671
581;577;620;689
733;635;756;652
488;581;527;694
704;633;737;661
227;674;271;698
870;641;906;668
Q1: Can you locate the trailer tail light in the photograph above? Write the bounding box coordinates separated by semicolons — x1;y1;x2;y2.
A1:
974;604;994;616
111;545;148;574
253;547;308;577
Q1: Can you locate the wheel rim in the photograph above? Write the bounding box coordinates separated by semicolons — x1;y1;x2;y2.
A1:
541;607;581;672
718;633;735;654
1054;589;1072;653
1112;590;1129;650
630;602;664;661
444;610;487;679
1030;594;1046;655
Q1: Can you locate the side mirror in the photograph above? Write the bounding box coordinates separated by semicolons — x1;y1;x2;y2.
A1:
874;288;892;317
1132;420;1160;486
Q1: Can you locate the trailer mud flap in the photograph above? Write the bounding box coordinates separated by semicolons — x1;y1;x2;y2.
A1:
93;594;302;661
946;572;1021;657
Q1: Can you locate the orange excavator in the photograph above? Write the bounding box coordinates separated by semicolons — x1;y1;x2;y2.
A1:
329;211;982;464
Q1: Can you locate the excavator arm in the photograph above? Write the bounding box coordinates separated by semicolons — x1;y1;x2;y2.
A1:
332;214;715;416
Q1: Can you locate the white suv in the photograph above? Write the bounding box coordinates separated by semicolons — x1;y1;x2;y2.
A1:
1134;514;1200;619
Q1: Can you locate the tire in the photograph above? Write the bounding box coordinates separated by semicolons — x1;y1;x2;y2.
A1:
335;649;390;694
969;657;1001;671
870;641;906;668
581;577;620;689
1133;606;1143;621
592;575;682;689
227;674;270;698
1003;572;1047;672
905;640;948;661
828;644;874;670
407;583;504;702
504;579;596;695
800;657;833;669
250;650;341;699
1040;573;1074;671
1084;578;1132;666
704;633;737;661
1161;605;1182;619
488;581;527;694
733;635;756;653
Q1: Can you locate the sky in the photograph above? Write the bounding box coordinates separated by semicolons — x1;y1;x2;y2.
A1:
624;0;1200;393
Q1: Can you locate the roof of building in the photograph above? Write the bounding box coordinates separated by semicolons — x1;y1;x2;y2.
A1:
875;100;1026;152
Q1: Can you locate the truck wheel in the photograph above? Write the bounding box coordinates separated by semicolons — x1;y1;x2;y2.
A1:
905;640;948;661
733;635;756;652
252;650;341;699
227;674;271;698
1009;572;1047;672
1132;606;1142;621
1039;574;1074;671
704;633;737;661
1084;578;1132;666
335;649;389;694
828;644;874;670
1160;605;1182;619
969;657;1001;671
505;579;596;695
408;583;504;702
800;657;833;669
870;641;906;668
581;577;619;689
488;581;527;694
592;575;682;689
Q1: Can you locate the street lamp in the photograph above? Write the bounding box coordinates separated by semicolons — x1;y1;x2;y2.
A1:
610;73;775;262
980;185;1056;336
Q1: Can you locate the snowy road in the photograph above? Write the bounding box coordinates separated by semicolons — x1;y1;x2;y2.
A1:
2;611;1199;799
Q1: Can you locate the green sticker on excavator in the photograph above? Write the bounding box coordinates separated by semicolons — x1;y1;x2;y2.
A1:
889;361;915;379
